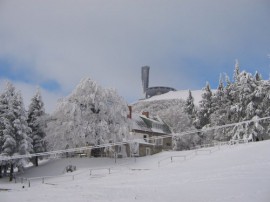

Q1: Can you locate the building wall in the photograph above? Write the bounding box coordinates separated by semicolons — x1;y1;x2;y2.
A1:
138;145;162;156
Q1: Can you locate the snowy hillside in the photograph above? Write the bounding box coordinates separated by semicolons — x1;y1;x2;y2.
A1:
139;90;205;105
1;140;270;202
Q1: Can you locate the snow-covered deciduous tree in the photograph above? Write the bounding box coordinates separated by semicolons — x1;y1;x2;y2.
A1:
27;89;46;166
160;105;194;134
45;78;129;152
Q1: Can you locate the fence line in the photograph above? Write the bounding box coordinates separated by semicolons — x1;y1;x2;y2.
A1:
89;167;111;176
157;139;250;167
18;169;90;187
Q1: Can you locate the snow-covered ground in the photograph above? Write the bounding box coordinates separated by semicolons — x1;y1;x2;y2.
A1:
1;140;270;202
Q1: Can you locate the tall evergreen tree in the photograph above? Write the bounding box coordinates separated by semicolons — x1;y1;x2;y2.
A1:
233;59;240;82
27;89;46;166
211;75;224;113
0;82;16;179
194;82;213;129
184;90;196;122
237;71;256;120
210;75;227;128
1;82;32;181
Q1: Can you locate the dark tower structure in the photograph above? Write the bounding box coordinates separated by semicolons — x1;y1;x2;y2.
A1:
141;66;150;97
140;66;176;99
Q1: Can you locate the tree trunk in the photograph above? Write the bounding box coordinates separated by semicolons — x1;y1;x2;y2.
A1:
0;165;2;178
9;164;14;181
4;165;7;177
35;156;39;167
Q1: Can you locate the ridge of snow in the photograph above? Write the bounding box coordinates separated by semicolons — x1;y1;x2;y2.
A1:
138;90;206;106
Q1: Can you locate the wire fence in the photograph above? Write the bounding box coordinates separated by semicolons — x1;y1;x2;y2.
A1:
157;138;250;167
0;116;268;162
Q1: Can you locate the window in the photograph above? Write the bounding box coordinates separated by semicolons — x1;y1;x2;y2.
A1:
143;135;148;142
156;138;163;146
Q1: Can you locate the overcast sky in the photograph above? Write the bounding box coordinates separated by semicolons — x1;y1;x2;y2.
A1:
0;0;270;113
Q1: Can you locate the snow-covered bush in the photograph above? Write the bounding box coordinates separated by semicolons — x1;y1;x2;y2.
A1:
173;133;201;151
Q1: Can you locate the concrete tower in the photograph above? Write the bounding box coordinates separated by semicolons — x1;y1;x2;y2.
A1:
141;66;150;97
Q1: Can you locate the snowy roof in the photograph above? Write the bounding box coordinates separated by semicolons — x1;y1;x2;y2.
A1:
129;114;152;132
139;90;206;106
129;113;172;135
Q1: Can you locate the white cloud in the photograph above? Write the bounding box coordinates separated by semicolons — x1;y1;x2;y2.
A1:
0;0;269;111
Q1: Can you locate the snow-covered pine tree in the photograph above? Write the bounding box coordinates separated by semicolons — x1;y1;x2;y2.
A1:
184;90;196;123
194;82;213;129
236;71;257;120
209;75;231;141
1;82;32;181
27;89;46;166
233;59;240;82
254;71;262;82
211;75;225;121
257;80;270;135
0;88;6;178
0;82;16;179
223;74;234;118
13;92;33;168
246;116;265;141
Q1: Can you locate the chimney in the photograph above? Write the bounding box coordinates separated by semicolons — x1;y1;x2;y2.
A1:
127;106;132;119
142;111;149;118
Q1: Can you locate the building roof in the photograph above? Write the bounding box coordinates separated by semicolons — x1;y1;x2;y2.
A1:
129;113;172;135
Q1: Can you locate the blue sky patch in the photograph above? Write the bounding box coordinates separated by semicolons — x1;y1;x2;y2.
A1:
0;58;61;92
40;80;61;92
0;59;33;84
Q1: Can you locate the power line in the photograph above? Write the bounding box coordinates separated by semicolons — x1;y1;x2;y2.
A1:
1;116;269;161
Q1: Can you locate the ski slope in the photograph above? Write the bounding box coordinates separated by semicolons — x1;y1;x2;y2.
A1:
1;140;270;202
